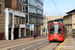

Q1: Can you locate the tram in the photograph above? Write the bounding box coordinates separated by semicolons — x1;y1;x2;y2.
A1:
48;22;65;41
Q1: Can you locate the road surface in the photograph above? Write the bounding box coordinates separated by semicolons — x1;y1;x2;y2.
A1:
0;37;60;50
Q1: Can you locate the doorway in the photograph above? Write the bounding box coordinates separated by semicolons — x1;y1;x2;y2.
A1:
31;31;33;37
9;28;11;40
14;28;19;40
21;28;24;38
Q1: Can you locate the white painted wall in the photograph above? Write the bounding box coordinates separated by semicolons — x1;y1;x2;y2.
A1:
5;8;26;40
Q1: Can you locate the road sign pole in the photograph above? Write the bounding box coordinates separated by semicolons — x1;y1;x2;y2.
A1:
30;24;34;37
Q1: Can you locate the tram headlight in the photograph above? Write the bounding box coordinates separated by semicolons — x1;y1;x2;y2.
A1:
59;34;62;36
50;34;52;36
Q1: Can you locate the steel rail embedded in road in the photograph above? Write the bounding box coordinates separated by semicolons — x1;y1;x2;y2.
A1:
35;41;60;50
1;38;47;50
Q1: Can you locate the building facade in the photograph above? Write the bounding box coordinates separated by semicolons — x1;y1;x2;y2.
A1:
22;0;43;37
40;15;48;36
0;0;5;40
0;0;43;39
0;0;26;40
47;16;63;23
63;9;75;37
5;8;26;40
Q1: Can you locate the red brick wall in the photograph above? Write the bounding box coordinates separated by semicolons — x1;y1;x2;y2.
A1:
0;33;5;40
17;2;22;11
11;0;17;10
5;0;12;8
5;0;22;11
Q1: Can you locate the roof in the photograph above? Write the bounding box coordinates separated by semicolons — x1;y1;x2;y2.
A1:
64;13;75;18
66;9;75;14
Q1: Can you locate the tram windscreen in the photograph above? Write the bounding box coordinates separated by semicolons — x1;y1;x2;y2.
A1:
50;25;62;34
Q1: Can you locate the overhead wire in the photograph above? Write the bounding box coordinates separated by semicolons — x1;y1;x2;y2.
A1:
52;0;63;17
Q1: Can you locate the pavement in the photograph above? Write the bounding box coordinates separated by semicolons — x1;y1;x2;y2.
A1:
56;38;75;50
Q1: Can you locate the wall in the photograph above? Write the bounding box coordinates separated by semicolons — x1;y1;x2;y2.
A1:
0;0;5;40
17;2;22;11
47;16;63;22
5;0;12;8
63;13;75;37
5;0;22;11
11;0;17;10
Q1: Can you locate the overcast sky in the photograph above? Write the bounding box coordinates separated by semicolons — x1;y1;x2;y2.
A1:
44;0;75;16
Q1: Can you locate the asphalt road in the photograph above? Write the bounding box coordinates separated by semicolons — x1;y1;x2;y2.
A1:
0;37;60;50
9;38;49;50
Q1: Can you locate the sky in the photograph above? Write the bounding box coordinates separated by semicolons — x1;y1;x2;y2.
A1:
44;0;75;16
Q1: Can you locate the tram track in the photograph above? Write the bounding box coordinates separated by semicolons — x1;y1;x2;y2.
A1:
35;41;60;50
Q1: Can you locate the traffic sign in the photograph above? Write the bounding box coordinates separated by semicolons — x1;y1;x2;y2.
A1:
30;24;34;31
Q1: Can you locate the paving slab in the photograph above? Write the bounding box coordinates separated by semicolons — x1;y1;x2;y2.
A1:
56;38;75;50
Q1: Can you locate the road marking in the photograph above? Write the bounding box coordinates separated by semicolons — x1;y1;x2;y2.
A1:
37;42;44;45
22;45;33;50
57;38;67;50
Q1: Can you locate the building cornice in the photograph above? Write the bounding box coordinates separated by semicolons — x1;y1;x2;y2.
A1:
64;13;75;18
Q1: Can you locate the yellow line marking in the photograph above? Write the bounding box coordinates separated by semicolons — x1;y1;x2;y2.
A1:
56;38;67;50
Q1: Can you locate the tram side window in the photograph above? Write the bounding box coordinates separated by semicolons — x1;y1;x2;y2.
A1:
58;25;62;33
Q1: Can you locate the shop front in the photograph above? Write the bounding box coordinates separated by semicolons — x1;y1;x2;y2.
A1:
5;8;26;40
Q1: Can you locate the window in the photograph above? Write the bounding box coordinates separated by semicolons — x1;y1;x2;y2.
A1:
0;5;1;14
49;18;51;20
14;16;19;24
17;0;22;3
20;17;25;24
43;27;45;32
22;5;28;13
50;25;62;34
9;13;12;24
22;0;28;4
23;0;25;2
26;15;28;23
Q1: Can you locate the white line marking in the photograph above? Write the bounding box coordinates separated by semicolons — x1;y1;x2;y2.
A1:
37;42;44;45
22;45;33;50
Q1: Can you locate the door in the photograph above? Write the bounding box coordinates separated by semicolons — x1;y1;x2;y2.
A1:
14;28;19;40
9;28;11;40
